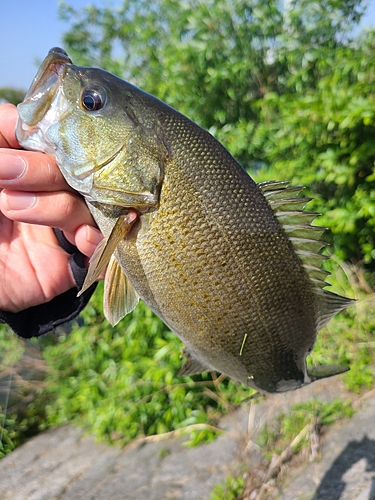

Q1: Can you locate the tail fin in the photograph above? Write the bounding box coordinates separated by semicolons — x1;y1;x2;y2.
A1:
307;364;349;381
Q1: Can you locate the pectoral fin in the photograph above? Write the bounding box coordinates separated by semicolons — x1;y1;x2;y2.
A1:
104;255;139;326
77;211;137;296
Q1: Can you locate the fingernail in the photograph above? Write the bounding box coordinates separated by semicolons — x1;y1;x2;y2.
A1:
0;153;26;180
86;225;103;246
5;191;36;210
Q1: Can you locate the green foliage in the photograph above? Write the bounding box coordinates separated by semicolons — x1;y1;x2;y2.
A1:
58;0;375;269
0;326;23;458
41;283;253;446
0;415;18;458
0;398;48;460
257;398;355;456
0;324;25;367
210;474;245;500
0;88;26;105
252;36;375;269
0;326;48;458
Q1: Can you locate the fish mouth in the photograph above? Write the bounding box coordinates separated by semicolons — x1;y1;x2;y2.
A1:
16;48;72;149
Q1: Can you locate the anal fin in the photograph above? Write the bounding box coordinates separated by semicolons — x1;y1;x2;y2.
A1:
178;351;210;376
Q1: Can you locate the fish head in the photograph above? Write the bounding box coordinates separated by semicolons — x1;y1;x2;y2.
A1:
17;47;164;210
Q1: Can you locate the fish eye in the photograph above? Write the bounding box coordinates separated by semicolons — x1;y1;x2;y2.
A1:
81;88;106;111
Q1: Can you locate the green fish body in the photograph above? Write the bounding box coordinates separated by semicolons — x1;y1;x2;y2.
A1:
16;48;353;393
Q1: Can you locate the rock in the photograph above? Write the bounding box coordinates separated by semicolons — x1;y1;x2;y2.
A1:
1;378;374;500
0;424;238;500
277;392;375;500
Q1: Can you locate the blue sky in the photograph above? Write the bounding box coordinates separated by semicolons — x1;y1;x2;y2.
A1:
1;0;91;89
1;0;375;91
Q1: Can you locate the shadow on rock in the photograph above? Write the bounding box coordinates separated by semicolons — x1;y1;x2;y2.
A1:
312;436;375;500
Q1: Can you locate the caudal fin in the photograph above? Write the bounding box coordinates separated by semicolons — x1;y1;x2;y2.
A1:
307;364;349;381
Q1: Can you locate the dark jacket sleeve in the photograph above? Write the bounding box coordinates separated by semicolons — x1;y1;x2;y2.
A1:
0;229;97;338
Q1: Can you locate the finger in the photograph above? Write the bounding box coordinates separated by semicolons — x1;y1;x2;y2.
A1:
0;103;20;149
0;189;96;235
66;224;104;259
75;225;106;281
0;149;75;193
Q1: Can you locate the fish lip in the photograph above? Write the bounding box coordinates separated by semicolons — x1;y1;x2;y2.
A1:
24;48;72;110
16;48;72;149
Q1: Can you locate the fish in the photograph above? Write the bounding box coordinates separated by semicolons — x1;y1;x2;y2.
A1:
16;47;354;394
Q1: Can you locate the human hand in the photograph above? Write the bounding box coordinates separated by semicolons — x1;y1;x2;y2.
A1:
0;103;103;312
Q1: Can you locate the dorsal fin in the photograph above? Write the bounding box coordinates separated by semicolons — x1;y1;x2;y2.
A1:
258;180;355;323
315;288;355;330
258;180;329;290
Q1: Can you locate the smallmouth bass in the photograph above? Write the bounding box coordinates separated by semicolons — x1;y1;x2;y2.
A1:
16;48;354;393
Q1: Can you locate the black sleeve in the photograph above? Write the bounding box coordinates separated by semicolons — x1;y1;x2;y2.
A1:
0;229;97;338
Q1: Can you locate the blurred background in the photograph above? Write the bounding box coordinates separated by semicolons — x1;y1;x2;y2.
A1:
1;0;375;90
1;1;375;498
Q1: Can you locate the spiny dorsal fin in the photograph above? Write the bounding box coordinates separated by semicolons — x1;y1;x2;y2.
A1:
260;182;355;328
258;180;329;289
269;197;312;211
259;180;293;193
276;211;319;226
289;237;329;254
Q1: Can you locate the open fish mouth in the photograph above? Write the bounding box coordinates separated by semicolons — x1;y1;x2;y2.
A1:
16;48;72;152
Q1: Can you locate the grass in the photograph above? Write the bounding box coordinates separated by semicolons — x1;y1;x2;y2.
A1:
0;415;17;459
210;475;246;500
0;327;25;458
256;399;355;457
0;327;49;458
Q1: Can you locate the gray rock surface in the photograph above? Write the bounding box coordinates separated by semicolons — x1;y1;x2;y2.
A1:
0;422;239;500
276;392;375;500
1;379;374;500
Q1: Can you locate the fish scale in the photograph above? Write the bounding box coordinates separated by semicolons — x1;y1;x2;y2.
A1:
16;47;354;393
119;117;317;388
